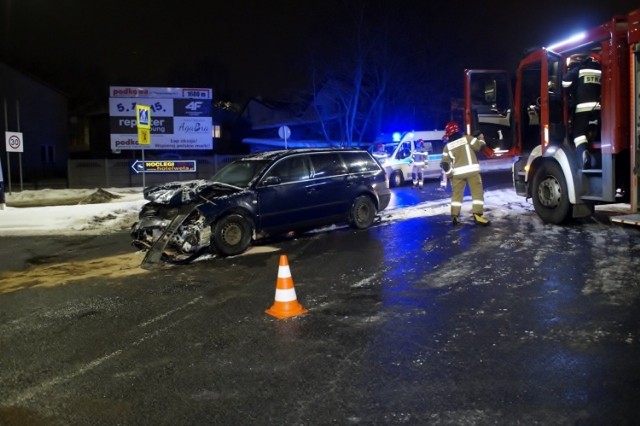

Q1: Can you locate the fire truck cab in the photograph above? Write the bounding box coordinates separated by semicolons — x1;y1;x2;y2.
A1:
465;8;640;225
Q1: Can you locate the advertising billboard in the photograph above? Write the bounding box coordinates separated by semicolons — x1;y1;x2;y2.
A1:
109;86;213;150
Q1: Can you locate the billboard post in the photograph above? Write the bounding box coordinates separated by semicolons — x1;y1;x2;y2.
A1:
0;158;5;210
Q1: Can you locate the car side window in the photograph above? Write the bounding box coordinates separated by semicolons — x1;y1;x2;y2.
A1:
342;152;380;173
265;156;311;184
310;153;348;178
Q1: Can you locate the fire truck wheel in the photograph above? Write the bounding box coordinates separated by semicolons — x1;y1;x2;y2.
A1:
531;161;571;224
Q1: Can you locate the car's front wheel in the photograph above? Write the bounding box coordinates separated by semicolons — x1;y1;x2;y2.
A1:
349;195;377;229
211;213;252;256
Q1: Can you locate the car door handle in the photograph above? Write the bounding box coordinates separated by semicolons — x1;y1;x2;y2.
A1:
306;182;326;193
306;184;323;193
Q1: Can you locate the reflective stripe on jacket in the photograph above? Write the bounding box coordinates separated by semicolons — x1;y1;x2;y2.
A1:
442;135;484;178
562;66;601;106
411;150;428;166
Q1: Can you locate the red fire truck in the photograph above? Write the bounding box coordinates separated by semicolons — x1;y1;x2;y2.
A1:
464;8;640;225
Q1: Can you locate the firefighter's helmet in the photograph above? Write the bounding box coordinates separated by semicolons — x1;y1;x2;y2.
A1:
444;121;460;140
586;53;601;64
417;139;425;148
567;54;586;69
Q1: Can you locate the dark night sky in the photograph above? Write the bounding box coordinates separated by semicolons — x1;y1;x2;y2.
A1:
2;0;639;107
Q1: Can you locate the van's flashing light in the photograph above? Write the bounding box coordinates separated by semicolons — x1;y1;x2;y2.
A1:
547;31;586;51
392;132;401;142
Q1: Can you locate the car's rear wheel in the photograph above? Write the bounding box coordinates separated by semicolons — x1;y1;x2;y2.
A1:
389;171;403;187
211;213;252;256
349;195;377;229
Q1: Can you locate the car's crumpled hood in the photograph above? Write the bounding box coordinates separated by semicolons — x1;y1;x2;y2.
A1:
143;179;242;205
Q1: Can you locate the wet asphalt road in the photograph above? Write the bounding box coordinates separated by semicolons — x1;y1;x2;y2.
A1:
1;171;639;425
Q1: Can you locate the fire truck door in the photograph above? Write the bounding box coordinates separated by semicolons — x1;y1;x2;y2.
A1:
465;70;513;153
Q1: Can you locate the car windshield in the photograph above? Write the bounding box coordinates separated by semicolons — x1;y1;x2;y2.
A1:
210;159;271;188
369;143;398;160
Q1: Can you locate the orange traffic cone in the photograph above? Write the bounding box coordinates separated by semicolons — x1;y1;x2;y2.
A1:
265;255;309;319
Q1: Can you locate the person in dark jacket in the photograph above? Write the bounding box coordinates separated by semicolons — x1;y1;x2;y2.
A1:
562;53;601;168
440;121;490;226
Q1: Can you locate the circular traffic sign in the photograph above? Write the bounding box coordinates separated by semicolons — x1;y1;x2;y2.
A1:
8;135;21;150
5;132;24;152
278;125;291;140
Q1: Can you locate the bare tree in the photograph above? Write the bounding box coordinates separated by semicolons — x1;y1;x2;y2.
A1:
303;1;466;144
307;1;401;146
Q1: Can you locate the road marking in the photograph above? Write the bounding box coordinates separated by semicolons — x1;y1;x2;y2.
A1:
138;296;203;327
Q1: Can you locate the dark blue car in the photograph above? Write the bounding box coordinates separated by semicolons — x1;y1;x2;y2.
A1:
131;148;391;265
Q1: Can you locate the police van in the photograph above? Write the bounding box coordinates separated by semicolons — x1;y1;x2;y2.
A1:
369;130;445;187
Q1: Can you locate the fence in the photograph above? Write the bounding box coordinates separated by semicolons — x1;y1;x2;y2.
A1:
67;155;243;188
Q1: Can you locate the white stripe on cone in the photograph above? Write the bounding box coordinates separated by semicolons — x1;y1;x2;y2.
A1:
278;265;291;278
274;288;297;302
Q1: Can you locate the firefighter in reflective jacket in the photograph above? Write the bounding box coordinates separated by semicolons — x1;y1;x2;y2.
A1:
562;53;601;168
411;139;428;189
440;121;490;226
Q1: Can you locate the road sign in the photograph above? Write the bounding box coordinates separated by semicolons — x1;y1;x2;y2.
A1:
278;125;291;140
278;125;291;149
5;132;24;153
136;104;151;145
131;160;197;174
136;104;151;129
137;128;151;145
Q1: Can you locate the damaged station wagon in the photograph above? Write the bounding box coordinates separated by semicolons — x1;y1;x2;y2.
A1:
131;148;391;266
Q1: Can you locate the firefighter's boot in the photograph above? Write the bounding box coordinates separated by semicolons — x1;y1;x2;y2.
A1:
452;216;460;226
473;214;490;226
